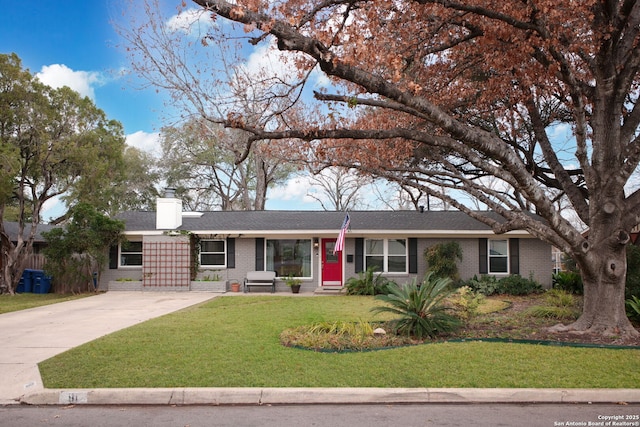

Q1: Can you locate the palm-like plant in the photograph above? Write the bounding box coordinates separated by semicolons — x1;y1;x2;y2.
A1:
344;266;391;295
627;295;640;323
371;272;461;338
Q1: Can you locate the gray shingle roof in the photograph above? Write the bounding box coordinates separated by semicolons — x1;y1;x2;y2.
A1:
116;210;514;234
2;222;57;242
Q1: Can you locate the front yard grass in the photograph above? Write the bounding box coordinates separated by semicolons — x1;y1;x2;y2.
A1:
0;293;92;314
39;295;640;389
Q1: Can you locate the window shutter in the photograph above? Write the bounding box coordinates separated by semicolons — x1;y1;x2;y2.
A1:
255;238;265;271
227;238;235;269
355;238;364;273
509;238;520;275
479;238;488;274
408;238;418;274
109;245;118;269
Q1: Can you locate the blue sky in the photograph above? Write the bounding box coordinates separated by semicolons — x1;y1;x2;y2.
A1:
0;0;345;214
0;0;165;138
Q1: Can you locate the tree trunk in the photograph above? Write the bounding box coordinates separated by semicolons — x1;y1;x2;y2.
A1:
0;229;17;295
254;157;267;210
1;245;23;295
552;238;639;338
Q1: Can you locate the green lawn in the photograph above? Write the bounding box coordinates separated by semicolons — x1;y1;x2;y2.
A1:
39;296;640;389
0;292;92;314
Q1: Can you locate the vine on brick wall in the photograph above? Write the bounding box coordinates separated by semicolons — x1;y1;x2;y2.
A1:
163;230;200;281
190;233;201;281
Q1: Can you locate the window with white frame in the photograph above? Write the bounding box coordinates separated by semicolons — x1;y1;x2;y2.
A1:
266;239;311;277
200;239;226;267
365;239;407;273
120;240;143;267
488;239;509;273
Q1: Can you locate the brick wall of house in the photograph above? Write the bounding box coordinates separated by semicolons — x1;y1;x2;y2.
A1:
519;238;553;287
99;234;552;291
230;238;255;289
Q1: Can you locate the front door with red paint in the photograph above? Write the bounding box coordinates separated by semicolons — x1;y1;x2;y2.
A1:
321;238;343;286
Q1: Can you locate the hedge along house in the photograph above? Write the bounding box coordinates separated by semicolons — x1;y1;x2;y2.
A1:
99;192;553;292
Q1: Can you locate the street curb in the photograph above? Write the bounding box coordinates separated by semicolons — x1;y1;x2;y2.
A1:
19;388;640;406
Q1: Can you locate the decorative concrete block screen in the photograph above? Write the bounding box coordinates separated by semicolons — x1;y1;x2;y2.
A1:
143;235;190;288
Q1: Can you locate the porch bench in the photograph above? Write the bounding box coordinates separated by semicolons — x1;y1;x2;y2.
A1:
244;271;276;293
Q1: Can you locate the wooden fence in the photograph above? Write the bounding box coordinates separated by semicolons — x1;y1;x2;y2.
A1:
22;253;46;271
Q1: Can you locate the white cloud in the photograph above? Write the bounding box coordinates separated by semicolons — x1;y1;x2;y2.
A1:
269;176;317;204
165;8;215;35
36;64;103;99
244;41;296;83
547;122;573;142
126;131;161;157
41;195;65;223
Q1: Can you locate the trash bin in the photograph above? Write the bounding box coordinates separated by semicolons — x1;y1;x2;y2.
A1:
16;277;25;293
20;269;35;293
38;276;52;294
31;270;51;294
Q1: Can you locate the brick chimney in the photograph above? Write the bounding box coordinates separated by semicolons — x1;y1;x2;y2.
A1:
156;188;182;230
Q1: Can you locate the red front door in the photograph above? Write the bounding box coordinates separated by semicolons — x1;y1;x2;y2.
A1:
321;238;343;287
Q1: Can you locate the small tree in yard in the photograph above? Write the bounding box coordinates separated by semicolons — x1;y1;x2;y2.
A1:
43;204;124;293
177;0;640;338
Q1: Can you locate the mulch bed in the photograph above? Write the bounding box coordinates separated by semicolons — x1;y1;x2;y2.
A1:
450;294;640;348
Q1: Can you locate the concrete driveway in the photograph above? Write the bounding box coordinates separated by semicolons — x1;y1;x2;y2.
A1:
0;292;217;404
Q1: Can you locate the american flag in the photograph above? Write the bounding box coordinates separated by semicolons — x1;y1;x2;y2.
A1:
333;213;350;254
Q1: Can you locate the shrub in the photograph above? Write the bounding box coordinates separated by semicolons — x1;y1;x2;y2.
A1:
424;241;463;280
552;271;583;294
43;203;124;293
464;275;500;296
462;274;542;296
345;267;392;295
280;320;420;351
371;272;461;338
544;288;576;307
526;289;579;320
526;305;578;320
626;295;640;324
626;245;640;300
446;286;485;322
497;274;543;296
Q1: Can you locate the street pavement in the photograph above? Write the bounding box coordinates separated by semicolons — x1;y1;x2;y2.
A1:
1;291;639;406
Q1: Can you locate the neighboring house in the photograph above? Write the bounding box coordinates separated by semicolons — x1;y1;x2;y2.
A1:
99;193;553;292
551;247;565;274
1;221;54;272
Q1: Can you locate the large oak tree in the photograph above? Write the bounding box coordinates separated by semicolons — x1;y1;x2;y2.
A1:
181;0;640;337
0;53;126;294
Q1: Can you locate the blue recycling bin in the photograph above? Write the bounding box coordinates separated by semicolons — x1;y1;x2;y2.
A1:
16;277;25;293
19;269;36;293
31;270;52;294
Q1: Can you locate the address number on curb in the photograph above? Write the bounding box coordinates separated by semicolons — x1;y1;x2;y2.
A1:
59;391;88;404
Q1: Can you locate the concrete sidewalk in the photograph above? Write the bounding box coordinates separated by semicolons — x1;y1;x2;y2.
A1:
0;292;217;405
2;292;639;406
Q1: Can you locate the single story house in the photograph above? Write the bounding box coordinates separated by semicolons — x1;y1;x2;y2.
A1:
99;193;553;292
1;222;53;271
